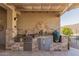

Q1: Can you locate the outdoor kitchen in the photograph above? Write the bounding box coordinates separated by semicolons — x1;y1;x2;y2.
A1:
0;3;68;52
9;12;68;51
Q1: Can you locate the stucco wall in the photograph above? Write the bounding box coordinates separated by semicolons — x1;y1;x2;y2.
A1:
17;12;60;34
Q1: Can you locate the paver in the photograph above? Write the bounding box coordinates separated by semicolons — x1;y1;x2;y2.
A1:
0;47;79;56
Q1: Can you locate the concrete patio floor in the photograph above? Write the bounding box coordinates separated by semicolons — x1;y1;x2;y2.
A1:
0;47;79;56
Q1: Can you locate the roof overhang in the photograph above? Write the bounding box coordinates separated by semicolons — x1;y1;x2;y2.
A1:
1;3;79;15
7;3;69;12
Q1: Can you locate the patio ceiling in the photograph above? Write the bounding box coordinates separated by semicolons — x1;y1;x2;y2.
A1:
7;3;69;12
1;3;77;15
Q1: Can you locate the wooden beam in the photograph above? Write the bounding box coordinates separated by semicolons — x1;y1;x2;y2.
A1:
61;3;73;15
16;8;62;12
0;3;15;10
0;3;8;10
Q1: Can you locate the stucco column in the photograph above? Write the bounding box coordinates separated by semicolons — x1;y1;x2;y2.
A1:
57;14;60;32
6;6;17;50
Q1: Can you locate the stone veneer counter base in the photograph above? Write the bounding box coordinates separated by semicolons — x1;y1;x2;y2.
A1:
32;35;68;52
9;35;68;51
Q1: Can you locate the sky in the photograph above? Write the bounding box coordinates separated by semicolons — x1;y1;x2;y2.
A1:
60;8;79;26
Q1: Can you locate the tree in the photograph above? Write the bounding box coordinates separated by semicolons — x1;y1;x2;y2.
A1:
62;27;73;37
61;27;73;50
